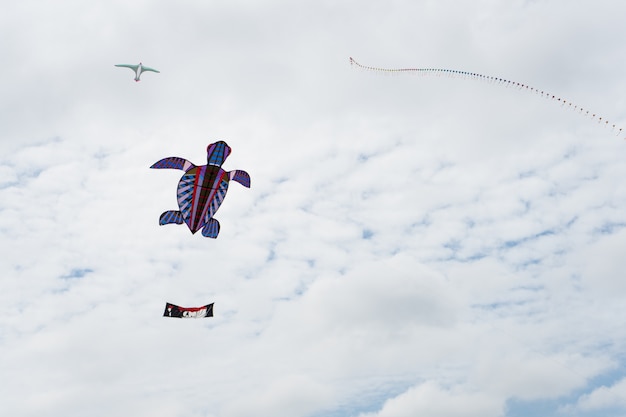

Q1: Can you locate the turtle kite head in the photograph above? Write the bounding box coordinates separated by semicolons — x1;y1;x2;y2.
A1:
206;141;231;166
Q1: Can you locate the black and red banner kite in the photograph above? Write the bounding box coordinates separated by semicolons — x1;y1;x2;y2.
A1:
163;302;214;318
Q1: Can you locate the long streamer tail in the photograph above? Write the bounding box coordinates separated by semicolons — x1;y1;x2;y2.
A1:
349;57;624;140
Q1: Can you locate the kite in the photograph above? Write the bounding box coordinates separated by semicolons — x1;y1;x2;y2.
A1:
349;57;625;139
151;141;251;238
163;302;214;318
115;62;160;82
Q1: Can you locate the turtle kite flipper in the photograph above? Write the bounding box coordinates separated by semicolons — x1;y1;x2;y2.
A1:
201;218;220;238
229;170;251;188
159;210;184;225
150;157;196;171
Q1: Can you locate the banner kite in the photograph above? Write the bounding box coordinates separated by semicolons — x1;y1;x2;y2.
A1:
163;302;214;318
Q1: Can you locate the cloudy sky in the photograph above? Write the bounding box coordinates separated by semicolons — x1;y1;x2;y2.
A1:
1;1;626;416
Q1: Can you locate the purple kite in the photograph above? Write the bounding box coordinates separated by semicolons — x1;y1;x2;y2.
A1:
151;141;250;238
163;302;214;318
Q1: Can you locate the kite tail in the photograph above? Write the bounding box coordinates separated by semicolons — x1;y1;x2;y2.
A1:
349;57;625;140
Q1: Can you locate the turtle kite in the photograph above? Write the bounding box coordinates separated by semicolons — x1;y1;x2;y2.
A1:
150;141;251;238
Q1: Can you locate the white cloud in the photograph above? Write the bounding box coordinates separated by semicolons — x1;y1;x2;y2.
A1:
574;377;626;410
222;374;335;417
358;382;503;417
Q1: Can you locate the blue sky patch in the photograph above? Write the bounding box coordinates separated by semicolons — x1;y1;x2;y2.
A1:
506;360;626;417
60;268;93;280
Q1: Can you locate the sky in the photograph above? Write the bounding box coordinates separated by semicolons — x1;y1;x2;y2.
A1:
1;0;626;416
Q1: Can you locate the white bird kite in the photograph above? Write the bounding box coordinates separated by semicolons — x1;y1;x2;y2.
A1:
115;62;160;82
